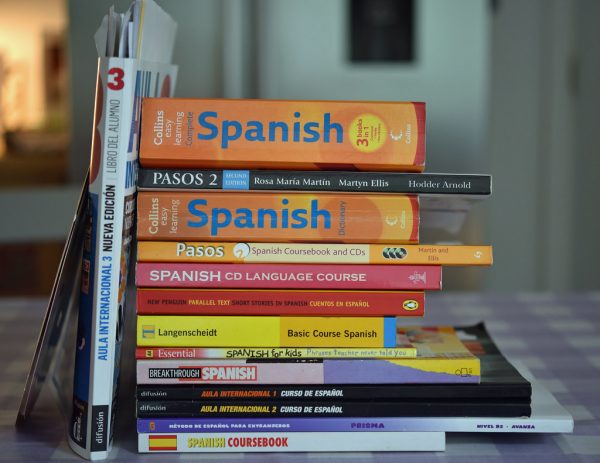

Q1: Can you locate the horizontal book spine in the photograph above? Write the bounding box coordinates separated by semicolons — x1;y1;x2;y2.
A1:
138;169;491;195
138;415;572;434
135;263;442;290
137;400;530;418
137;241;493;265
136;191;419;243
135;345;417;360
137;315;398;348
136;288;425;316
136;359;480;385
136;384;529;401
139;99;425;172
138;431;445;452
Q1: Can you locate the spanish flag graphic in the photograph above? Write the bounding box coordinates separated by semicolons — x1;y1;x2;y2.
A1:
148;434;177;451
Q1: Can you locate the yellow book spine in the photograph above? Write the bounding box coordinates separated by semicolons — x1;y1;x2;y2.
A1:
138;241;493;266
137;315;397;348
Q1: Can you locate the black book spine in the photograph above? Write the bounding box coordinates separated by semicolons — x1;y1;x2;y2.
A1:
136;384;531;401
136;400;531;418
138;169;491;195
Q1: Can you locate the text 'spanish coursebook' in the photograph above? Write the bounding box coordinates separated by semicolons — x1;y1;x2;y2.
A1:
68;1;177;459
137;431;445;453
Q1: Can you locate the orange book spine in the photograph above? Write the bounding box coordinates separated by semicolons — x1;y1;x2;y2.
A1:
137;242;492;266
139;98;425;171
136;191;419;243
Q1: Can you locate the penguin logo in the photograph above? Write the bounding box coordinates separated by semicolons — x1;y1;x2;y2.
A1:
402;300;419;311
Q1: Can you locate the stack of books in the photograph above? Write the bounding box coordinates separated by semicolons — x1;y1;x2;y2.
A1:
133;98;513;454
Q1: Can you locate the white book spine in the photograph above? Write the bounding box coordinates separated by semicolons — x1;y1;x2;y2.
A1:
69;57;135;461
138;431;445;452
69;57;176;460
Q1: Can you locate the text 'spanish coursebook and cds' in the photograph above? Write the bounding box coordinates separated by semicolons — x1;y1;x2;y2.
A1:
137;242;493;266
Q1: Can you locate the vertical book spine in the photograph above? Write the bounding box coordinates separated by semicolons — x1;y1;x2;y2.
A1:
70;58;177;460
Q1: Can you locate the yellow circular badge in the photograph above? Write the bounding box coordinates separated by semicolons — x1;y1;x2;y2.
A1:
349;114;387;153
402;300;419;311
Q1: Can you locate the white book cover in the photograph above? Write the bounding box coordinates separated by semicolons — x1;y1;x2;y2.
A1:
68;1;177;459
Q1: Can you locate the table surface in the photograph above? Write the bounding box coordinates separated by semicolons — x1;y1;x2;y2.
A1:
2;292;600;462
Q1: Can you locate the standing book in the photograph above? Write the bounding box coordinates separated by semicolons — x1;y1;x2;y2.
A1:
68;1;178;459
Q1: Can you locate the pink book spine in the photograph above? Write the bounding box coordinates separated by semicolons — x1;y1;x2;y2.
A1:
137;359;325;384
135;263;442;290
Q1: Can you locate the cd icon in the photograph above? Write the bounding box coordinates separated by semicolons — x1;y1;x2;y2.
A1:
233;243;251;258
395;247;408;259
382;247;408;259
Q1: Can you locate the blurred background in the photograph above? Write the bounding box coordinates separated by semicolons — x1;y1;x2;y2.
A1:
0;0;598;296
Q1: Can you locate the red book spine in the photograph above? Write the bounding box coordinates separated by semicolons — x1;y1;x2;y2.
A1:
136;288;425;316
135;263;442;290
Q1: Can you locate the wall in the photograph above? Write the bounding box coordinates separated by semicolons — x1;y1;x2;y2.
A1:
572;0;600;290
0;0;66;130
256;0;490;175
486;0;545;290
67;0;223;183
486;0;583;291
254;0;491;289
